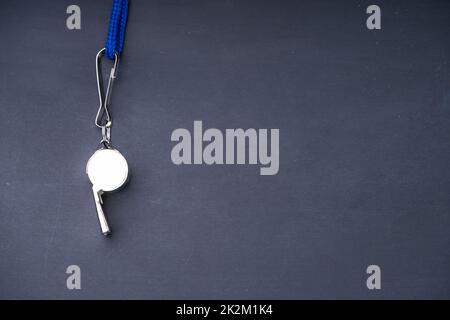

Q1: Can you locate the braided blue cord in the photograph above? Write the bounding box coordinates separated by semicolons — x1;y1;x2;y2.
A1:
105;0;129;60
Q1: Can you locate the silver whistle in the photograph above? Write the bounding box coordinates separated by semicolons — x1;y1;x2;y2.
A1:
86;147;129;235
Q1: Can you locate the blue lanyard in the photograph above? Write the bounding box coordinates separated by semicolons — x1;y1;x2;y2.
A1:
105;0;129;60
94;0;129;143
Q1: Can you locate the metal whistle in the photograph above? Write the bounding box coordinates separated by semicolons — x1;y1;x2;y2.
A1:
86;147;129;235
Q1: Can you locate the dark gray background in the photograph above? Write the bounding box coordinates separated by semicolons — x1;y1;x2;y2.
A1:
0;0;450;299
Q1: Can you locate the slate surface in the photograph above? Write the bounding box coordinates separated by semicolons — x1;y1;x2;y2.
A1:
0;0;449;299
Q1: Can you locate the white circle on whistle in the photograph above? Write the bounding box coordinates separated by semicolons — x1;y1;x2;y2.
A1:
86;148;129;192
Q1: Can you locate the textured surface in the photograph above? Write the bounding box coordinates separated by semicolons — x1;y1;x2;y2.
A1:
0;0;450;299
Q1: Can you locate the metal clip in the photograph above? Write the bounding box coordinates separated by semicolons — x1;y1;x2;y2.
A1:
100;121;112;148
95;48;119;146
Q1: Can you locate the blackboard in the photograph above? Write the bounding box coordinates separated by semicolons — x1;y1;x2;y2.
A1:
0;0;450;299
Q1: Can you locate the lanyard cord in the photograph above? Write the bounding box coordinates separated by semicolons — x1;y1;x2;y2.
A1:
95;0;129;146
105;0;129;60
